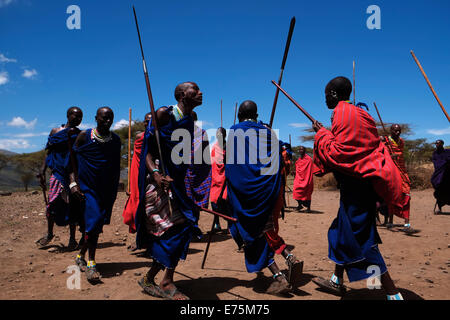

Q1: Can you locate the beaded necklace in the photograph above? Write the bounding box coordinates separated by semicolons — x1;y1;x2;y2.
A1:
91;128;112;143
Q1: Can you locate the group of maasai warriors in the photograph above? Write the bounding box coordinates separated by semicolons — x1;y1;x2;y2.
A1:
35;77;450;300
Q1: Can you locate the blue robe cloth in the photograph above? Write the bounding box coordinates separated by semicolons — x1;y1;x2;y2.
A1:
45;127;80;226
225;120;282;272
45;127;79;190
431;149;450;207
74;129;121;234
328;171;387;282
135;106;199;269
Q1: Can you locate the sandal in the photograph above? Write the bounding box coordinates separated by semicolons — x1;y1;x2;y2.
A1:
401;226;420;235
35;233;54;247
75;256;87;272
266;272;291;295
138;277;166;298
161;286;190;300
86;266;102;283
312;276;346;296
285;254;303;285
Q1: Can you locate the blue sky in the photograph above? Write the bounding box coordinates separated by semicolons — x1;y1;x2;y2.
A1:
1;0;449;153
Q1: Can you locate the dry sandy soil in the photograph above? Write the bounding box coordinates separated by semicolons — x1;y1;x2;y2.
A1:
0;187;449;300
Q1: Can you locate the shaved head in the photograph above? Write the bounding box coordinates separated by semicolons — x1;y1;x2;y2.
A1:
67;106;82;117
97;106;113;116
66;106;83;127
238;100;258;122
174;82;196;101
325;76;352;109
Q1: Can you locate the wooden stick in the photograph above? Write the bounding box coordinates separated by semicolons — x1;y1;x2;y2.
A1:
133;6;173;215
353;60;356;105
410;50;450;122
271;80;316;123
269;17;296;128
289;134;291;146
201;218;216;269
234;102;237;125
127;108;132;194
200;207;237;222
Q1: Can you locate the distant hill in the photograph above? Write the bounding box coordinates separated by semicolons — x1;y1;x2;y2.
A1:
0;149;18;156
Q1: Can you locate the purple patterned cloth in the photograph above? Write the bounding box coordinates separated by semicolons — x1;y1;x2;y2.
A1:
184;126;211;208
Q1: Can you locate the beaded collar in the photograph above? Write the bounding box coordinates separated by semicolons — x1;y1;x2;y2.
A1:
91;128;112;143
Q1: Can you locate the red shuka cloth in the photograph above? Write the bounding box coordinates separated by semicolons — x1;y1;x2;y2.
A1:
293;154;314;201
210;141;227;203
122;133;144;233
313;101;409;218
382;136;411;219
281;150;292;176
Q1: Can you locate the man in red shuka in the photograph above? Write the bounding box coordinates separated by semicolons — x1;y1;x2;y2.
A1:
293;146;314;212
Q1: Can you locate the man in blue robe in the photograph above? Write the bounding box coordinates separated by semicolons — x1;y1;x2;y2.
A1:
136;82;203;300
225;100;303;296
431;140;450;214
70;107;121;283
36;107;84;251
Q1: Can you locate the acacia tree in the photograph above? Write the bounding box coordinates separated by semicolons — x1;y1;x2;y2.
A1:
113;120;146;170
11;150;46;191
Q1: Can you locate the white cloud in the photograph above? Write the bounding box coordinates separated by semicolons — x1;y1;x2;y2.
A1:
0;71;9;85
0;53;17;63
427;127;450;136
78;123;94;130
195;120;214;128
7;117;37;129
113;119;134;130
22;69;38;79
0;0;15;8
0;139;31;150
288;123;309;128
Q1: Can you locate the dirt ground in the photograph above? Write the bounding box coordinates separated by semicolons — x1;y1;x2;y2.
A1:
0;187;449;300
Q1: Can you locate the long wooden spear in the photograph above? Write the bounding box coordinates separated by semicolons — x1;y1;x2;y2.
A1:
410;50;450;122
133;7;236;222
127;107;132;194
271;80;316;123
133;7;167;175
269;17;296;128
233;102;237;125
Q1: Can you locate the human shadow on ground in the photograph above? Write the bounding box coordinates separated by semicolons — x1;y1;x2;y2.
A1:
187;248;203;255
97;242;127;249
97;261;152;278
191;232;233;244
37;243;78;253
340;287;424;300
434;211;450;216
173;272;311;300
